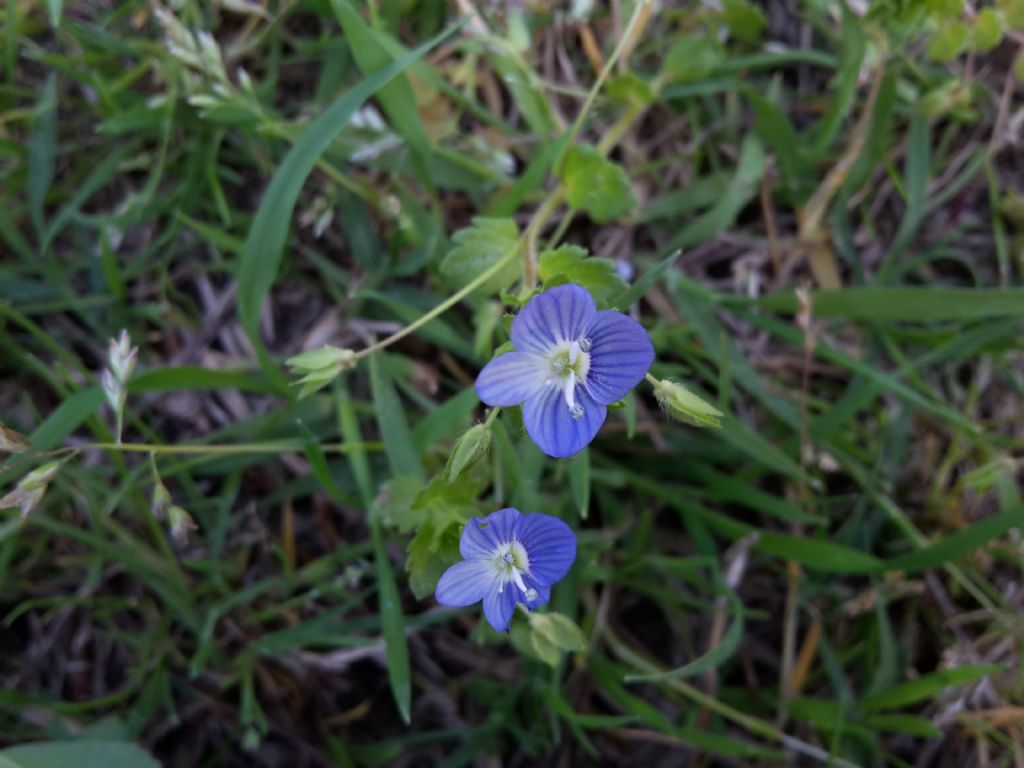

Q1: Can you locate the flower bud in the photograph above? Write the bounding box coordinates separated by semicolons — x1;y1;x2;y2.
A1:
0;426;30;453
0;460;63;518
168;505;197;545
286;346;357;398
445;423;492;482
652;378;723;428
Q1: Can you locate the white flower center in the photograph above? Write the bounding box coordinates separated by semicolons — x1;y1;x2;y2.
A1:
494;541;531;595
546;338;591;420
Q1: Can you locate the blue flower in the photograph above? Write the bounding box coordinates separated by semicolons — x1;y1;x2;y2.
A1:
475;284;654;458
435;507;576;633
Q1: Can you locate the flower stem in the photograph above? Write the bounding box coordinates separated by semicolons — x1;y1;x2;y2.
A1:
353;245;521;360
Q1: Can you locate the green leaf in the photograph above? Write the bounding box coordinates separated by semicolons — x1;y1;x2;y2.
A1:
237;25;456;375
559;145;636;224
538;245;627;307
372;475;425;532
661;136;765;252
43;0;63;27
999;0;1024;27
329;0;434;188
605;73;656;107
722;0;766;42
970;8;1004;51
439;217;520;296
927;20;970;61
0;742;159;768
28;75;57;243
369;354;424;480
860;713;942;738
664;35;720;82
625;588;743;682
568;447;590;520
885;505;1024;572
407;519;462;599
30;387;104;451
335;382;412;725
862;665;1001;713
753;287;1024;322
529;612;587;666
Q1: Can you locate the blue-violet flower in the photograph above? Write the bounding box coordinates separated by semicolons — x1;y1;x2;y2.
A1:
435;507;575;632
475;283;654;458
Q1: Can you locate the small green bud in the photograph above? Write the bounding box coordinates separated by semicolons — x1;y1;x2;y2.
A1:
286;346;357;398
168;505;197;545
445;424;492;482
152;481;173;519
20;460;63;491
652;378;723;428
0;460;63;518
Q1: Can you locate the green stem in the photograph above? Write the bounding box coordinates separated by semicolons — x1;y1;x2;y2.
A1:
565;0;652;149
48;440;383;458
521;189;565;292
354;245;521;360
484;407;502;427
606;629;861;768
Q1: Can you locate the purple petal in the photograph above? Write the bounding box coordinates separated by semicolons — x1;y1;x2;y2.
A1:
511;284;597;355
515;513;576;586
460;507;521;559
522;384;606;459
482;580;518;632
475;351;548;406
435;560;494;607
583;310;654;404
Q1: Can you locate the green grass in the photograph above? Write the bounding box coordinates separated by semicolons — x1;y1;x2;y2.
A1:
1;0;1023;765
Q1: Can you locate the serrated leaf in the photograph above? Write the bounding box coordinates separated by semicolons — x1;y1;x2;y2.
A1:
559;145;635;224
928;20;970;61
403;474;481;598
722;0;766;42
538;245;627;307
663;35;720;83
407;520;461;599
439;217;520;295
372;475;425;532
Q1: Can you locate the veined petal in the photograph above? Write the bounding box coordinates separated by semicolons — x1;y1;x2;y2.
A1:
435;560;494;607
522;574;551;610
583;310;654;404
511;284;597;354
475;352;548;407
482;578;518;632
460;507;521;559
522;383;606;459
515;513;576;586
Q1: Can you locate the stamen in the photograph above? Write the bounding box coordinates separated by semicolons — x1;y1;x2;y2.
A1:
511;568;527;593
563;370;577;410
568;340;581;366
578;337;592;352
524;588;538;602
502;551;514;564
569;403;584;420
